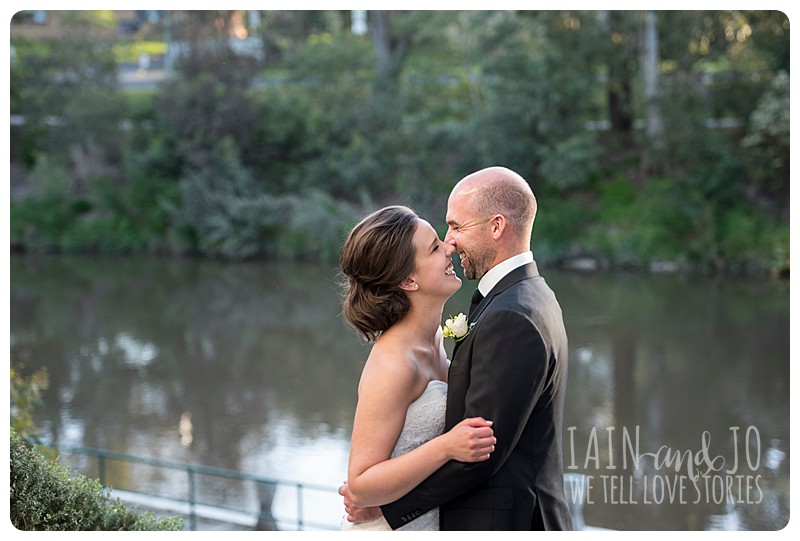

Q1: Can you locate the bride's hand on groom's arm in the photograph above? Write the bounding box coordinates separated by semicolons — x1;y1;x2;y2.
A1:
442;417;496;463
339;482;383;523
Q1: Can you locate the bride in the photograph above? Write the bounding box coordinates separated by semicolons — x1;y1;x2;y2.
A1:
337;205;496;531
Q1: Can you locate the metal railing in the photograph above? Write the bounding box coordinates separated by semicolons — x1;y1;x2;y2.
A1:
53;445;341;531
53;445;591;531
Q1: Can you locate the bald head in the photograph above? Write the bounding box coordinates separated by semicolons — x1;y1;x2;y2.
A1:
451;166;537;243
455;166;527;192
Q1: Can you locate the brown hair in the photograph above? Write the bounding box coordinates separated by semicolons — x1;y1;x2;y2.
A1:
339;205;419;342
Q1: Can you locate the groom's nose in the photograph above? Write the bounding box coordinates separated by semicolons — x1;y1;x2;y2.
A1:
444;242;456;257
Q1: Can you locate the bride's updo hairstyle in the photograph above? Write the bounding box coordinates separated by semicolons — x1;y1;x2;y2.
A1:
339;205;419;342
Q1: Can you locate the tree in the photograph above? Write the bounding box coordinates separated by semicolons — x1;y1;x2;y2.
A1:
154;11;262;173
370;10;409;85
10;11;125;183
254;10;347;65
742;71;789;214
367;11;452;89
167;137;288;259
641;11;663;145
466;11;602;186
598;11;638;140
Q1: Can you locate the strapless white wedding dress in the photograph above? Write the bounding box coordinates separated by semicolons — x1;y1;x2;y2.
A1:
341;379;447;531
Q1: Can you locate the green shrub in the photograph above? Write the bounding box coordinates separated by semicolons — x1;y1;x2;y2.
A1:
532;195;594;262
167;137;289;259
10;368;48;443
10;429;183;531
278;189;360;263
587;178;693;264
9;156;91;251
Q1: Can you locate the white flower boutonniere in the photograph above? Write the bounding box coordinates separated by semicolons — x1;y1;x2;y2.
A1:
441;313;474;343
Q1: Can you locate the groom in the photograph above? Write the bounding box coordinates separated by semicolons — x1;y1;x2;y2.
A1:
343;166;572;530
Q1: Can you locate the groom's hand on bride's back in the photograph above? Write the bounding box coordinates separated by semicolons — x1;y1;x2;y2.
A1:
339;482;383;523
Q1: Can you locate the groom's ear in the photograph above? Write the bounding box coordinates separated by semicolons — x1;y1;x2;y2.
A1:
490;214;506;240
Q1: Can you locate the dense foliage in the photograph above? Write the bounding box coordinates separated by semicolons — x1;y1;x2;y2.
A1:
10;367;49;443
9;10;790;274
10;429;184;531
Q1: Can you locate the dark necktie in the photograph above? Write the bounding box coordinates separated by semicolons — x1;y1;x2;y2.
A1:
469;288;484;318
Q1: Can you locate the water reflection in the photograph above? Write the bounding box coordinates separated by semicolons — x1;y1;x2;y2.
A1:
546;271;790;530
10;254;365;526
9;255;789;530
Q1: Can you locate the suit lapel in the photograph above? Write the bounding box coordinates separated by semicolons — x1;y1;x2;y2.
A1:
469;261;540;323
451;261;540;357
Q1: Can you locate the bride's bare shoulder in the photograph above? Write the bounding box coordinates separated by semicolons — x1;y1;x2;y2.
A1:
358;337;420;398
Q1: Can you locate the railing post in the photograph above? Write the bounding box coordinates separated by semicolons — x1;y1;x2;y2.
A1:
254;480;278;530
98;454;106;486
188;467;197;531
296;482;304;531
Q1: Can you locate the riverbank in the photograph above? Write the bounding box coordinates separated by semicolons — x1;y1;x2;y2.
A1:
10;164;789;279
555;255;789;280
9;242;789;281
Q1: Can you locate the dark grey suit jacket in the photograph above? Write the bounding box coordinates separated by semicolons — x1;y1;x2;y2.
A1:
381;261;572;530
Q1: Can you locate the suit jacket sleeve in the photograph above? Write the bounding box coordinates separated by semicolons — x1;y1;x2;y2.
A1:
381;308;550;529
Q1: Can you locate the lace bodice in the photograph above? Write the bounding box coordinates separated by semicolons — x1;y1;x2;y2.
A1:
392;380;447;458
342;380;447;531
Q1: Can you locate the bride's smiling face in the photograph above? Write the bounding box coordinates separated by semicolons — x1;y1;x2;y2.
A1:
405;219;461;297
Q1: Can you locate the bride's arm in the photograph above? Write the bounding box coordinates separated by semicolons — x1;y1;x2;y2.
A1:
346;354;494;509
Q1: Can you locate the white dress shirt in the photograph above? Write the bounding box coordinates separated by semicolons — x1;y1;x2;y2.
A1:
477;251;534;297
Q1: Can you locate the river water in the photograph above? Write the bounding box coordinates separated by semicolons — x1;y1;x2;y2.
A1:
9;254;790;530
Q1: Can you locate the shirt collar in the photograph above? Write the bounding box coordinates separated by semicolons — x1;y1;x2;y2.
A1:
477;251;534;297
